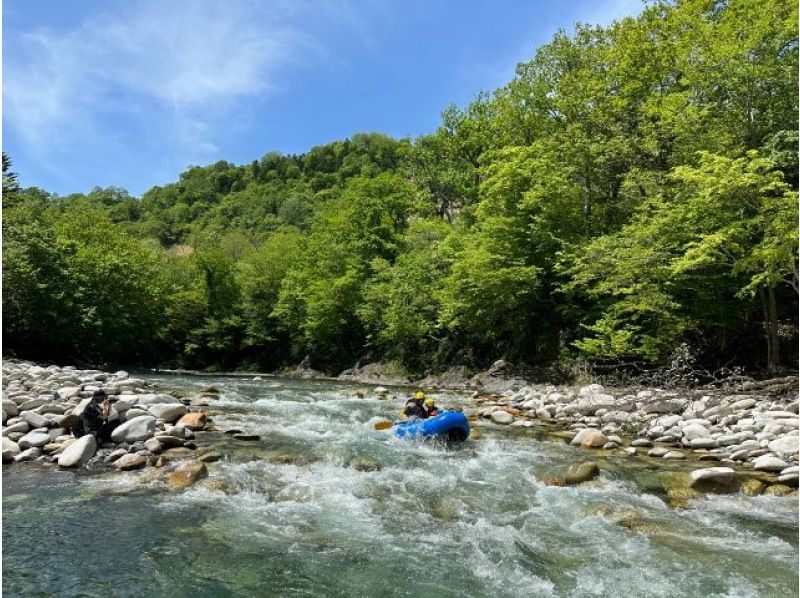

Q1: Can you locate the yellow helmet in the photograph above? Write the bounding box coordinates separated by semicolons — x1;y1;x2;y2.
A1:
424;398;435;407
414;391;426;401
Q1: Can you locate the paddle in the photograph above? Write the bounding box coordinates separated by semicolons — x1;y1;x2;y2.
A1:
373;420;396;431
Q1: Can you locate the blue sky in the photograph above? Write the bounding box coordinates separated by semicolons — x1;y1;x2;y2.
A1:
4;0;642;196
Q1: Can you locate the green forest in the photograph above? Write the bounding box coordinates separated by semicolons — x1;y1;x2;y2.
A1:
4;0;798;377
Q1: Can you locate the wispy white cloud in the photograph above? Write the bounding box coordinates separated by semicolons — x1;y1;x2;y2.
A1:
5;0;336;176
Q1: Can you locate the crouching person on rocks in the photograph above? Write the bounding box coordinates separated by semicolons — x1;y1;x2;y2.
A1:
74;389;120;443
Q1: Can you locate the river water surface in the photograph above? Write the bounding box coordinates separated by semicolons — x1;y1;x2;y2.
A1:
3;374;798;597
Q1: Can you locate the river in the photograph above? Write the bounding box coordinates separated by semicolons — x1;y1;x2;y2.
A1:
3;374;798;597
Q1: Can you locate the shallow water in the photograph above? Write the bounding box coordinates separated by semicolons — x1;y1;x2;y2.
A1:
3;375;798;597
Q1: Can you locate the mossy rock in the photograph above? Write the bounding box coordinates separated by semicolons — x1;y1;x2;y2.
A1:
740;479;766;496
764;484;795;497
351;457;381;472
564;461;600;485
666;487;704;509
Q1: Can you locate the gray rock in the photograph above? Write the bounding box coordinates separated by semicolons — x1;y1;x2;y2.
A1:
123;408;150;420
729;398;756;411
690;467;740;493
564;461;600;484
689;438;719;449
144;438;165;453
57;434;97;467
648;448;669;457
104;449;128;463
111;415;157;443
17;431;51;449
2;421;29;436
153;434;184;448
19;411;49;429
135;394;182;406
14;447;41;462
115;453;148;471
752;455;789;472
663;451;686;459
683;423;711;441
631;438;653;447
490;411;514;425
2;437;20;462
146;403;187;423
2;400;19;417
570;428;595;446
767;436;798;457
17;398;48;412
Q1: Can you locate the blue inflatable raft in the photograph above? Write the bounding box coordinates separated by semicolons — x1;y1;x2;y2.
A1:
393;411;470;441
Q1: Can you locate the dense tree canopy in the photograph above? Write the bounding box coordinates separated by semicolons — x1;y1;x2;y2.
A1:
4;0;797;376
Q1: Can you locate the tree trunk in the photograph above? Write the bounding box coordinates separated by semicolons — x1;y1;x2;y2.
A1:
760;286;780;375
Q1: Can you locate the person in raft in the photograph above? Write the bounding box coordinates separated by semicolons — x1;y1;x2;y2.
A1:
400;391;429;419
76;389;120;442
423;397;441;418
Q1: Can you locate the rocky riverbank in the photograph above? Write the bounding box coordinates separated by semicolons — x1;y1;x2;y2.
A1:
2;360;221;489
460;378;799;498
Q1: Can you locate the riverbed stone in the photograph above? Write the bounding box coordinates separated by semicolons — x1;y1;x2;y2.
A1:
564;461;599;485
767;436;798;457
19;411;49;429
144;438;165;454
2;437;20;462
104;449;128;463
647;448;669;457
689;467;740;493
580;431;608;448
682;423;711;441
777;473;799;487
176;412;207;431
147;403;187;423
764;484;794;497
740;479;765;496
154;434;185;448
57;434;97;468
490;410;514;425
689;438;719;449
752;455;789;472
14;447;41;462
2;400;19;417
168;460;208;490
115;453;148;471
662;451;686;460
17;431;51;449
111;415;157;443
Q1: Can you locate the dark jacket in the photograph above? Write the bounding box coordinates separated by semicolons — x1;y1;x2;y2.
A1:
402;399;427;419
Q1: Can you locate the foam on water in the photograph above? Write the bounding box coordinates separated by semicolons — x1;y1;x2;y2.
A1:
4;374;798;597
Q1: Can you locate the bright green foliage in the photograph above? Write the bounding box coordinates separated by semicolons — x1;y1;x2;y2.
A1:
359;219;452;370
3;0;797;373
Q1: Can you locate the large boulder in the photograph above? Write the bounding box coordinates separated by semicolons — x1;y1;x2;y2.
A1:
580;431;609;449
564;461;600;485
575;394;617;415
689;467;741;493
147;404;187;423
111;415;157;443
57;434;97;468
2;437;21;462
176;412;207;431
168;460;208;490
682;423;711;441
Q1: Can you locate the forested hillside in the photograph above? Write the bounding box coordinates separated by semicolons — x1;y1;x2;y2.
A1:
4;0;798;376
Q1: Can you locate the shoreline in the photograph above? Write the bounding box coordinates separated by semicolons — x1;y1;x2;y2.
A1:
3;359;798;502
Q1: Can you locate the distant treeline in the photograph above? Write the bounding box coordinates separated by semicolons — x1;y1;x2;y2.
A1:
4;0;797;376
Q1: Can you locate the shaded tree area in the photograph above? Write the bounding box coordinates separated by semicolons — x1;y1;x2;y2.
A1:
4;0;797;376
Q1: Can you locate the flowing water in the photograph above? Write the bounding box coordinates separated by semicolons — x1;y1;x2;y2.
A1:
3;374;798;597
